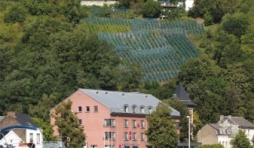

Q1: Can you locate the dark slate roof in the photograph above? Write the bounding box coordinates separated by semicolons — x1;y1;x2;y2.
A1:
209;123;230;135
15;114;40;128
173;83;196;106
230;117;254;129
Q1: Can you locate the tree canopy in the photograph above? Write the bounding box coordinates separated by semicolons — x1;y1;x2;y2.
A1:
51;100;86;148
231;130;253;148
145;101;179;148
169;98;190;142
142;0;162;18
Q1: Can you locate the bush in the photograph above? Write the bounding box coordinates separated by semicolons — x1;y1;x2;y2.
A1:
4;5;28;24
142;0;161;18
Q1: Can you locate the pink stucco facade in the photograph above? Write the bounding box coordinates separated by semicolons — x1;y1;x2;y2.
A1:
50;90;180;148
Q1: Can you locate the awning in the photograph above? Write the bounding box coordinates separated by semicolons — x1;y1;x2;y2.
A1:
133;143;138;147
0;125;37;133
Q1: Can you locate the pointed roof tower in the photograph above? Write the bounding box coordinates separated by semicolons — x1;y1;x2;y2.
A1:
173;82;196;107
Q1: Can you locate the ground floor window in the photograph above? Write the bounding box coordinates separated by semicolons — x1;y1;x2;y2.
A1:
91;145;97;148
105;145;114;148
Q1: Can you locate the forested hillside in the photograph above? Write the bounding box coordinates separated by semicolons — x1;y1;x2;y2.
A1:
1;0;254;140
0;0;142;118
183;0;254;128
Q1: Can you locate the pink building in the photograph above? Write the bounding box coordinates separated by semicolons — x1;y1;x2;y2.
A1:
50;89;180;148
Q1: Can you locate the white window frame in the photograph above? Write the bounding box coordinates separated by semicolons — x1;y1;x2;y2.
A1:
132;120;136;128
36;133;40;144
140;133;145;141
124;119;128;127
132;132;136;141
124;132;128;140
141;120;145;128
104;119;115;127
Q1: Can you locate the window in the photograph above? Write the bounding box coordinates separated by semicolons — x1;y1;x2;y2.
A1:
91;145;97;148
140;120;145;128
132;132;136;140
105;145;114;148
78;119;82;125
148;107;152;113
36;133;40;144
104;119;115;127
132;120;136;128
140;107;144;113
124;105;128;112
124;119;128;128
175;122;179;129
104;132;115;140
86;106;90;112
78;106;82;112
29;133;33;142
124;132;128;140
140;133;145;141
94;106;98;112
132;106;136;113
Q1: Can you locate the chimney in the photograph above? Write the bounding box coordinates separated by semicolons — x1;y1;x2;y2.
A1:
220;115;224;121
7;111;15;117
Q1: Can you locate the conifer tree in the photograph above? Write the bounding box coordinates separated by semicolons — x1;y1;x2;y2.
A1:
231;130;253;148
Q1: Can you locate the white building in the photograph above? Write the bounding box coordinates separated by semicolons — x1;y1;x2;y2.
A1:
0;112;43;148
80;0;118;6
197;115;254;148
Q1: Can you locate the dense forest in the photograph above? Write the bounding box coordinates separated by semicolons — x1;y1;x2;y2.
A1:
1;0;254;141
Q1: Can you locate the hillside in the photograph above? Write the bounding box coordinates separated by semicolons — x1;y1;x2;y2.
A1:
1;0;254;141
85;17;203;82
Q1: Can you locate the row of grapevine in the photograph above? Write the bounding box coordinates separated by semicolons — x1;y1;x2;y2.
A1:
85;17;204;35
85;17;202;82
98;30;199;82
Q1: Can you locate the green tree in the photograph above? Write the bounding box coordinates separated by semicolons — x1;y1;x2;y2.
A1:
51;100;86;148
231;130;253;148
178;56;215;85
145;101;179;148
4;4;28;24
29;93;58;122
32;118;57;141
204;11;213;26
142;0;161;18
222;13;249;38
188;0;240;24
169;98;190;142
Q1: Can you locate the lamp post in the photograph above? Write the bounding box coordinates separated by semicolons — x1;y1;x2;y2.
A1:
187;116;190;148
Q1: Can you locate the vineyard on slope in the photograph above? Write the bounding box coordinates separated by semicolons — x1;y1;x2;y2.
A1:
85;17;204;82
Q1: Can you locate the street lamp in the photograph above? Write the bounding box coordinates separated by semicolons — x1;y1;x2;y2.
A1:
186;116;190;148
